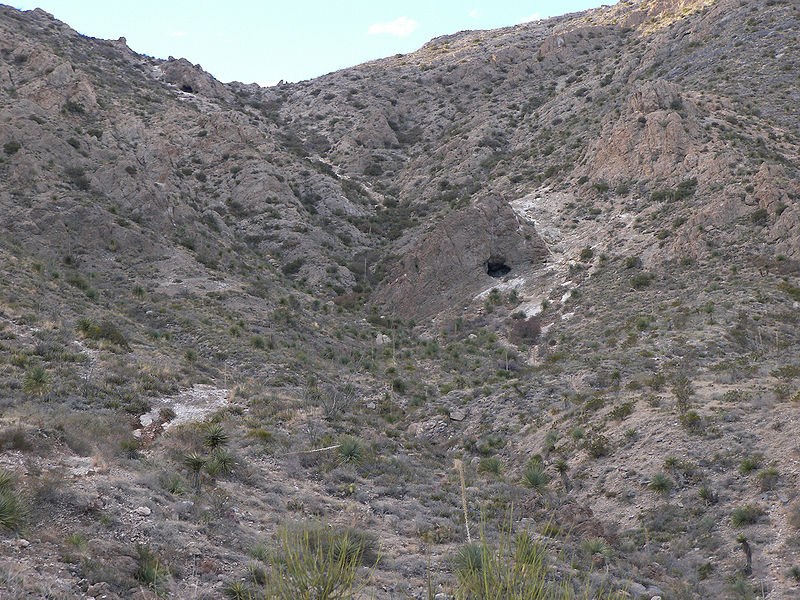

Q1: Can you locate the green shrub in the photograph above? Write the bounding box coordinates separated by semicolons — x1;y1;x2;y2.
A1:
750;208;768;226
521;463;549;494
630;273;654;289
203;424;229;449
731;504;763;528
3;140;21;155
23;366;48;394
135;544;170;593
337;436;364;465
0;470;26;531
260;522;377;599
649;473;673;494
757;467;779;490
478;456;503;476
76;318;131;351
739;455;762;475
451;521;624;600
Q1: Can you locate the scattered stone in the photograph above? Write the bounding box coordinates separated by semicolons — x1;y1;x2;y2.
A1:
375;333;391;346
135;506;151;516
449;408;467;421
627;582;647;597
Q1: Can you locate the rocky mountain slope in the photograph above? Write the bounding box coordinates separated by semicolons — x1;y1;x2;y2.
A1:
0;0;799;598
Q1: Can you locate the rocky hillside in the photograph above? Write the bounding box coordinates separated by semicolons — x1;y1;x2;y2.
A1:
0;0;799;598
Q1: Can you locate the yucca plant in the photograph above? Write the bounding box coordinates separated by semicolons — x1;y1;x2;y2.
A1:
23;366;48;394
184;453;206;491
337;436;365;465
203;423;229;450
521;464;549;495
649;473;673;494
262;522;379;600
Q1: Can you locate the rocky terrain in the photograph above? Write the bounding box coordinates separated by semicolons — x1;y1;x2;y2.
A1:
0;0;799;598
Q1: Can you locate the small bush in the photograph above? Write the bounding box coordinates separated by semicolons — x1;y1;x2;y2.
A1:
3;140;21;155
77;318;131;351
135;544;170;593
739;455;762;475
521;463;549;494
649;473;673;494
478;456;503;476
337;436;364;465
731;504;763;528
630;273;654;289
0;470;26;531
23;366;48;394
260;522;377;599
750;208;768;226
203;424;229;449
510;316;541;345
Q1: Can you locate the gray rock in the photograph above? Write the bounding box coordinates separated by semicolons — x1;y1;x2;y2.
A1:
449;408;467;421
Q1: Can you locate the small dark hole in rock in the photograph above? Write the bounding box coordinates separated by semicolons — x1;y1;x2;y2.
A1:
181;84;194;93
486;260;511;278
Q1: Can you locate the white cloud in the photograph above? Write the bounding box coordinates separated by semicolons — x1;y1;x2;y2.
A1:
170;31;186;38
367;16;419;37
519;13;541;23
469;9;478;18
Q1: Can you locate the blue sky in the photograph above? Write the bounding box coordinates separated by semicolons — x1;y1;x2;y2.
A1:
8;1;613;85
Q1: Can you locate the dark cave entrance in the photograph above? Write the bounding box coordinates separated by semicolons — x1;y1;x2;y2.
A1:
486;258;511;278
180;84;194;93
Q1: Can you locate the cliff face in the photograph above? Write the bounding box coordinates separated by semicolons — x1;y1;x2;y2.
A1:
375;196;549;319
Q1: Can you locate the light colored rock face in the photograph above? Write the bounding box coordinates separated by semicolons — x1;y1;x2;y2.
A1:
374;196;549;319
581;81;697;184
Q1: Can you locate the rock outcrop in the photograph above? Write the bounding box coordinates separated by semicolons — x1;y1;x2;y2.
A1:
375;196;549;319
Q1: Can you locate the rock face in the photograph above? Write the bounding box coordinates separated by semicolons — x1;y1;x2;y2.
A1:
375;196;548;319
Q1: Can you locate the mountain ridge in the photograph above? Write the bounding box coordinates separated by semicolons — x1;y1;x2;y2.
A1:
0;1;799;598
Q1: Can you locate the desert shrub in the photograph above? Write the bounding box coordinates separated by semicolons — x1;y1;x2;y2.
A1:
23;366;48;394
739;455;762;475
731;504;763;528
750;208;768;226
579;246;594;261
510;316;541;345
3;141;20;155
135;544;170;594
203;423;229;450
630;273;654;289
0;470;26;531
609;401;634;421
581;537;612;558
584;434;609;458
282;258;305;276
649;473;673;494
521;463;549;494
64;166;90;190
757;467;779;491
451;522;624;600
478;456;503;476
77;318;131;351
259;522;378;599
337;436;365;465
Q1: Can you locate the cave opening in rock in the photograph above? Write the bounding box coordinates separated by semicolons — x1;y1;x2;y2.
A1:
181;84;194;93
486;259;511;278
